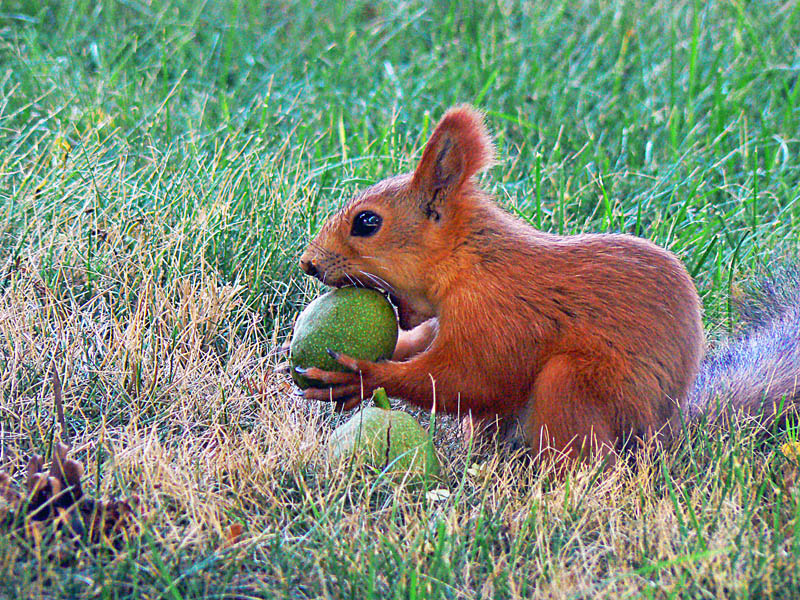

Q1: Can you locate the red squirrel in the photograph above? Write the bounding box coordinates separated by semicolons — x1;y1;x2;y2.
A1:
295;105;800;463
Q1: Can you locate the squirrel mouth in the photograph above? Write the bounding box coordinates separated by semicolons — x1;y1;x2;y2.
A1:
320;271;393;297
388;292;431;330
316;272;427;330
322;274;394;303
323;275;389;295
335;279;397;308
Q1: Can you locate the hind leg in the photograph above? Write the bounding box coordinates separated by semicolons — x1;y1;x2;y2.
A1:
522;354;619;468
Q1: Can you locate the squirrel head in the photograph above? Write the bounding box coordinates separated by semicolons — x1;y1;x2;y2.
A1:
299;105;495;328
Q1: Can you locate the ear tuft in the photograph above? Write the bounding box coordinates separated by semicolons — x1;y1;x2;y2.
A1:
413;105;495;198
434;105;495;178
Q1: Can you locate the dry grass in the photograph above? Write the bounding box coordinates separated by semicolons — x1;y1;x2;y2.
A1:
1;237;798;597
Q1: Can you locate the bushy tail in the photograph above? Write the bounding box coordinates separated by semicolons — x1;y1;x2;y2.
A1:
687;264;800;427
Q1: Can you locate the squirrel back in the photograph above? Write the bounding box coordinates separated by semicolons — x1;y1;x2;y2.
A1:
298;105;799;463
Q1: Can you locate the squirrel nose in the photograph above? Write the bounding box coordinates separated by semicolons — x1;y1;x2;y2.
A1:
300;258;318;277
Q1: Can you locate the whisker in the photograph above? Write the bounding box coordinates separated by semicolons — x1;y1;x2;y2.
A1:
307;239;335;260
358;270;396;294
373;264;394;275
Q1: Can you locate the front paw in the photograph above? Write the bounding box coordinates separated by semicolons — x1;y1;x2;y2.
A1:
298;374;370;411
295;351;379;411
300;383;366;411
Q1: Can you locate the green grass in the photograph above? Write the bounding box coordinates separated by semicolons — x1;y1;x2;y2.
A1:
0;0;799;597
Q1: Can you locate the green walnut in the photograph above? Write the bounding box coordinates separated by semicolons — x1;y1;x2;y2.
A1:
327;389;441;480
290;287;398;389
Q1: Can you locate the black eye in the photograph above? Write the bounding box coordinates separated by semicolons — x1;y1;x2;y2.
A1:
350;211;382;237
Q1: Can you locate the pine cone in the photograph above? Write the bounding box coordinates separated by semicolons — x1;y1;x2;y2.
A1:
1;442;136;545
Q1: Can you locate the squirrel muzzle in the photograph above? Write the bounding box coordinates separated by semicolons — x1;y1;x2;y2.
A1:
299;256;318;278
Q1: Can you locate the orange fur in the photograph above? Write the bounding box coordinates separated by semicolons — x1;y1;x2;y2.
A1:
298;105;705;460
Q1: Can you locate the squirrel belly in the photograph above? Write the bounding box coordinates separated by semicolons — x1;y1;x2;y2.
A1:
297;105;799;461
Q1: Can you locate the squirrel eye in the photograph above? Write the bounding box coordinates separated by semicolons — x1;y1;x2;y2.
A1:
350;211;382;237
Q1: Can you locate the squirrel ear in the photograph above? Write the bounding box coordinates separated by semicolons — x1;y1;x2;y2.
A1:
412;105;495;218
